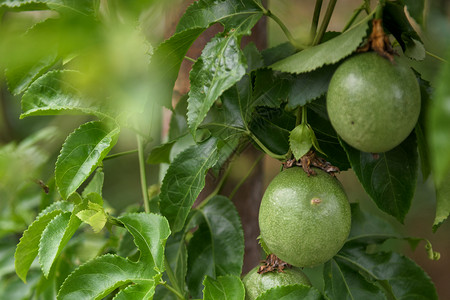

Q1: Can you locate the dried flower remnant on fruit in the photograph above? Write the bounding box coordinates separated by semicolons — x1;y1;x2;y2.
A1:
258;254;292;274
358;19;395;62
311;198;322;205
283;150;339;176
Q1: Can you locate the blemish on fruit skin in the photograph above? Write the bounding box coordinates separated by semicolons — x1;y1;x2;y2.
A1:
311;198;322;205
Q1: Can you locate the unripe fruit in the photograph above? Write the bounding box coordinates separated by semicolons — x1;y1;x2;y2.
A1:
242;266;310;300
259;167;351;267
326;52;420;153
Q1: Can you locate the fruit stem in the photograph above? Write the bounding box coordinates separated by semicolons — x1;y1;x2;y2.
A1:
229;153;265;200
309;0;323;43
342;2;368;32
103;149;138;161
137;134;150;213
312;0;337;45
247;131;287;160
375;0;385;20
301;106;307;125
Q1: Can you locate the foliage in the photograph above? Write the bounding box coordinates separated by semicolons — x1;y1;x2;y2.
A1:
0;0;447;299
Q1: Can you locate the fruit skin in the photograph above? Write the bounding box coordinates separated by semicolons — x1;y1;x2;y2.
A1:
259;167;351;267
242;266;311;300
326;52;421;153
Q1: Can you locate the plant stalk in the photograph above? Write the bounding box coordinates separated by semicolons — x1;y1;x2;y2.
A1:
229;153;265;200
164;257;184;298
264;10;306;50
310;0;323;42
137;134;150;213
197;163;233;210
247;131;287;160
342;2;367;32
312;0;338;45
103;149;138;161
161;281;185;300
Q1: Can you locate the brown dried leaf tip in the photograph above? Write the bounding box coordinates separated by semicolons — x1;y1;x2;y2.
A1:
258;254;292;274
283;150;340;177
358;19;396;62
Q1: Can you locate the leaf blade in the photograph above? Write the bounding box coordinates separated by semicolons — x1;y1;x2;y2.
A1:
203;275;245;300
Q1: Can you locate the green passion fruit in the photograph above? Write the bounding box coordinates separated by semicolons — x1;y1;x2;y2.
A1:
258;167;351;267
243;265;311;300
326;52;421;153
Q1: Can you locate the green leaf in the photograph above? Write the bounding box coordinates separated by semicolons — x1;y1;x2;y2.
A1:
255;284;322;300
187;196;244;298
76;202;107;233
55;121;120;199
147;141;177;164
45;0;98;16
81;168;104;198
20;70;112;119
243;42;264;73
187;33;246;137
175;0;262;34
203;275;245;300
308;98;350;171
14;209;65;282
324;259;385;300
57;254;154;300
0;0;48;11
383;1;425;60
159;138;221;232
335;241;438;299
270;16;370;74
164;231;188;294
118;213;171;271
341;134;418;223
434;171;450;232
290;123;312;160
39;198;88;277
261;42;297;66
253;69;292;108
112;278;160;300
5;53;57;95
404;0;425;27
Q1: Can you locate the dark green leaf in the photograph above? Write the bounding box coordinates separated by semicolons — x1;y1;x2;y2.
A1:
404;0;425;27
187;34;246;137
290;123;312;160
187;196;244;298
5;53;57;95
255;284;322;300
147;141;177;164
434;171;450;232
164;231;188;294
55;121;120;199
336;241;438;299
270;16;370;73
175;0;262;34
20;70;112;119
118;213;171;271
15;207;69;282
159;138;221;232
253;69;292;108
243;42;264;73
261;42;297;66
249;106;295;156
324;259;385;300
341;134;418;223
203;275;245;300
383;1;425;60
287;64;338;109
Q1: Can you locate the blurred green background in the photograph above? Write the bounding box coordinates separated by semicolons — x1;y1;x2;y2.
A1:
0;0;449;298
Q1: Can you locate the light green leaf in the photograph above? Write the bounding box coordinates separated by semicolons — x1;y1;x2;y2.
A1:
255;284;322;300
0;0;47;11
187;196;244;298
55;121;120;199
159;138;221;232
5;53;57;95
187;33;246;137
118;213;171;271
270;16;370;74
14;209;66;282
112;276;161;300
434;171;450;232
203;275;245;300
289;123;312;160
56;254;153;300
20;70;112;119
147;141;177;164
76;202;107;233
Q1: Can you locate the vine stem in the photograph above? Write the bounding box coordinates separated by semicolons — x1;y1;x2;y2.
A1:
309;0;323;42
312;0;337;45
103;149;138;161
342;2;367;32
137;134;150;213
247;131;287;160
426;51;448;62
161;281;185;300
184;56;196;63
229;153;265;200
164;257;184;298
